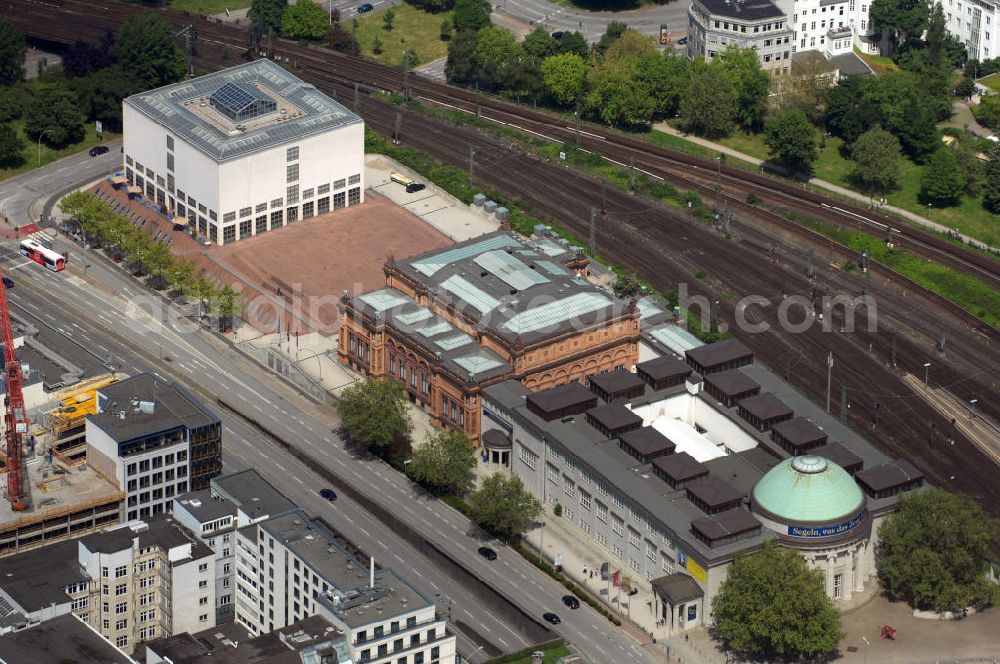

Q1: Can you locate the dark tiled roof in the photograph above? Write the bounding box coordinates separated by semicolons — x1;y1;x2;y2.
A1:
811;442;863;471
652;452;708;483
636;355;692;382
619;427;675;458
704;370;760;398
830;52;874;76
586;403;643;433
771;417;828;448
0;614;132;663
855;459;924;492
686;476;744;508
526;382;597;419
589;369;644;395
686;338;753;371
691;509;762;541
481;428;512;449
738;393;793;421
651;573;704;604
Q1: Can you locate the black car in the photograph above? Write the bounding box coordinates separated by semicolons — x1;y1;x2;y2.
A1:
357;3;374;12
1;277;12;289
89;145;109;157
319;488;337;501
677;36;688;45
561;595;580;609
551;31;564;39
542;612;561;625
406;182;426;193
477;546;497;561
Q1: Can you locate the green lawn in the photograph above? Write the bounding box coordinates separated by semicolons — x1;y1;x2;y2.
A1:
695;127;1000;247
857;48;900;75
355;5;452;68
0;119;117;183
486;641;572;664
978;71;1000;93
169;0;250;14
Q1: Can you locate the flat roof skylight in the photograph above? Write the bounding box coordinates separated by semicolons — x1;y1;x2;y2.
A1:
440;275;500;314
358;289;410;312
501;292;611;334
473;250;550;291
410;235;521;277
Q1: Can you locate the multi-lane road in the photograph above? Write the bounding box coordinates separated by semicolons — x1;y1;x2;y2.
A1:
4;173;659;663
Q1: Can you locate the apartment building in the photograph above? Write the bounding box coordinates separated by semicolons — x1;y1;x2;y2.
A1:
173;490;238;623
86;373;222;521
235;510;456;664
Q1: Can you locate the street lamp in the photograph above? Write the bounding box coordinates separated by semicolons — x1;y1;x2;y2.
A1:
927;202;932;219
970;398;978;419
37;128;56;167
923;362;931;388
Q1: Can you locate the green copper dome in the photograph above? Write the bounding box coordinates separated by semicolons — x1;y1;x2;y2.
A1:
752;456;864;523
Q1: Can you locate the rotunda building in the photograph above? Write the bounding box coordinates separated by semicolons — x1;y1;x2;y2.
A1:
751;455;876;603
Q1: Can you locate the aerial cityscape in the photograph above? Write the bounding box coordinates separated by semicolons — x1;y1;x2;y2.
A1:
0;0;997;662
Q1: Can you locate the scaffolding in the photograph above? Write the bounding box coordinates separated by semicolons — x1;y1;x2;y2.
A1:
47;373;118;467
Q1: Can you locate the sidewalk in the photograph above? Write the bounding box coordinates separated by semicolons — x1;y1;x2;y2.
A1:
652;123;1000;255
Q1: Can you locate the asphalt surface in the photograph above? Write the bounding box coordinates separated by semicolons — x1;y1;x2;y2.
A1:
2;161;658;664
496;0;690;42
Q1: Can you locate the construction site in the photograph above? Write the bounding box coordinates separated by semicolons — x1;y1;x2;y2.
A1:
0;366;124;556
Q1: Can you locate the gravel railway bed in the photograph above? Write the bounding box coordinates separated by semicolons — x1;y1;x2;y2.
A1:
13;1;1000;523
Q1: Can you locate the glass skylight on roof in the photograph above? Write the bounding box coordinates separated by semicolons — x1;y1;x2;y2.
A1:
410;235;521;276
532;238;566;257
535;260;570;276
649;325;704;354
435;334;474;351
395;308;434;325
416;320;453;337
453;351;505;374
473;250;550;291
357;289;411;312
440;275;500;314
637;296;665;320
501;292;611;334
210;82;277;122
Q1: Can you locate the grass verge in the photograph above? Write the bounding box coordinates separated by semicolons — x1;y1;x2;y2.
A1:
168;0;249;14
0;119;117;184
355;4;452;67
487;640;571;664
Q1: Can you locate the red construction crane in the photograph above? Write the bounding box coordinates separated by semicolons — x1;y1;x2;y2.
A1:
0;274;27;511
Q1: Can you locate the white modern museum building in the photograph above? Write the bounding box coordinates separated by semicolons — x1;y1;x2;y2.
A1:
122;59;364;246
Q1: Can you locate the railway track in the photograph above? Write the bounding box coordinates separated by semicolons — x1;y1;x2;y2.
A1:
13;1;1000;525
13;0;1000;292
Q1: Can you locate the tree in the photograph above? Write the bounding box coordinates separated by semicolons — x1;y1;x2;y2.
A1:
337;378;412;451
955;76;975;98
764;110;818;174
595;21;627;54
713;542;843;659
827;76;882;144
919;147;965;206
983;144;1000;213
407;428;476;495
849;125;903;196
585;55;655;127
113;13;186;90
62;33;115;78
326;22;361;55
877;489;998;612
23;83;86;147
372;34;384;55
555;31;588;59
212;284;242;332
953;135;985;195
453;0;492;32
635;52;690;118
973;95;1000;128
613;272;643;298
714;46;770;131
474;26;523;90
0;124;24;167
541;53;586;106
467;474;541;541
281;0;329;40
523;26;557;59
383;7;396;31
72;65;143;130
445;29;479;84
895;100;941;162
440;18;453;41
249;0;287;34
679;63;736;138
870;0;929;54
0;17;25;86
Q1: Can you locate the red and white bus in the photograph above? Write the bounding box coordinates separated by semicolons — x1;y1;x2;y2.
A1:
19;239;67;272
